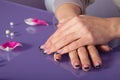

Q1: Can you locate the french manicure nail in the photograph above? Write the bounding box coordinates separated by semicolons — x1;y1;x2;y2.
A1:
75;65;80;68
39;46;46;54
39;46;43;50
44;50;48;54
40;45;45;49
56;59;60;62
83;65;90;71
84;67;89;70
74;63;80;69
95;62;102;69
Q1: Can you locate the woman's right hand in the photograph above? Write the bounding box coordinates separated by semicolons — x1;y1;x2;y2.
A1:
54;44;111;71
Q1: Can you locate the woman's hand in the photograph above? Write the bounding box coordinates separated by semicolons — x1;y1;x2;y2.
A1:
42;15;114;54
52;18;111;71
53;45;111;71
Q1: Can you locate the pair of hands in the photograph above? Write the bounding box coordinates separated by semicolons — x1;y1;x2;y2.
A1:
41;15;113;71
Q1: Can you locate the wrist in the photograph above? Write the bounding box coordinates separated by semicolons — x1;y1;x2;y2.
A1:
57;13;78;24
55;3;81;23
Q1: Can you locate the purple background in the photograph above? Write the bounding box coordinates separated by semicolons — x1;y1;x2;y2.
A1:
0;0;120;80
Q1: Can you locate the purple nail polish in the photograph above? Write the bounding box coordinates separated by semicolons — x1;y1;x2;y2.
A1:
84;67;89;70
74;63;80;69
39;46;46;54
75;65;80;68
56;59;60;62
95;62;102;69
83;65;90;71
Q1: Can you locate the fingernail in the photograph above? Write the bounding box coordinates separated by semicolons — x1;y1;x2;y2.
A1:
83;65;90;71
84;67;89;70
55;59;61;62
44;50;48;54
39;46;46;54
75;65;80;68
40;49;45;54
39;46;43;50
74;63;80;69
95;62;102;69
40;45;45;49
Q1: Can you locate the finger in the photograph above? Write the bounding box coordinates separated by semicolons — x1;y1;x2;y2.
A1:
57;38;90;54
87;45;102;69
54;53;62;62
46;17;76;44
99;44;112;52
69;50;81;69
77;47;91;71
47;32;80;54
43;21;77;54
44;16;82;51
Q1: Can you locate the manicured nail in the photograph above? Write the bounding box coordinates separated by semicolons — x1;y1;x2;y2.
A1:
55;59;60;62
44;50;48;54
75;65;80;68
40;45;45;49
39;46;43;50
84;67;89;69
74;63;80;69
95;62;102;69
83;65;90;71
39;46;46;54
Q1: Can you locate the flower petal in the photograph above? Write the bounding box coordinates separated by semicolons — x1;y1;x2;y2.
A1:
24;18;48;26
0;41;22;52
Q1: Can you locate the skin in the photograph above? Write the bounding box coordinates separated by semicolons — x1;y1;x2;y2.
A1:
41;3;112;71
43;16;120;54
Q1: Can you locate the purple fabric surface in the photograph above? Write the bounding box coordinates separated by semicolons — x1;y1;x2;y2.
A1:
0;0;120;80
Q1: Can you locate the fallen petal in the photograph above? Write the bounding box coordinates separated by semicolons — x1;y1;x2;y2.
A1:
0;41;22;52
24;18;48;26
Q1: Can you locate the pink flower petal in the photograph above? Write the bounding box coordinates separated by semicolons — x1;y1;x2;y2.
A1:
32;18;48;25
0;41;22;52
24;18;48;26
